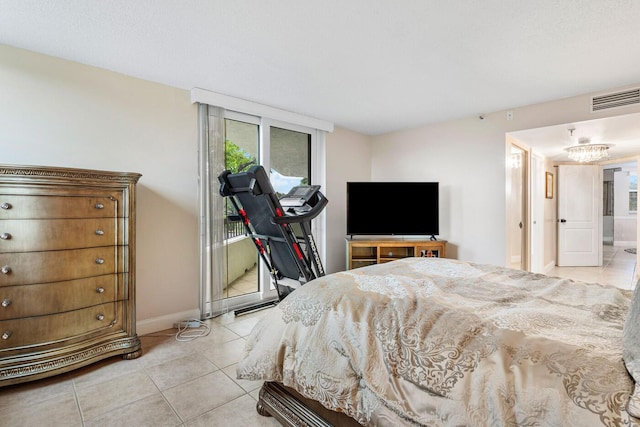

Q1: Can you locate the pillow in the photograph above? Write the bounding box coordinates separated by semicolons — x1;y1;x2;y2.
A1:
623;282;640;417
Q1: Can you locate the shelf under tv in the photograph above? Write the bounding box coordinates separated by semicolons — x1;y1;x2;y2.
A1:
345;238;447;270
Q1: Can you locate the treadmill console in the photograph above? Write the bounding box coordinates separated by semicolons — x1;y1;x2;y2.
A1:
279;185;321;207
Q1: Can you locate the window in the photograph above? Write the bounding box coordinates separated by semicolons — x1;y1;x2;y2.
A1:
270;127;311;196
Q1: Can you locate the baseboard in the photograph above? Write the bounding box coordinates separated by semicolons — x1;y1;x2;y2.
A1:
614;241;637;247
136;308;201;336
542;261;556;274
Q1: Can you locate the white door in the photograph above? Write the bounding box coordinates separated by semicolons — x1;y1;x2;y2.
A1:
557;165;602;266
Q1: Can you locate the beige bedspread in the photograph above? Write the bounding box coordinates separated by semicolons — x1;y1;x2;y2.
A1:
237;257;639;426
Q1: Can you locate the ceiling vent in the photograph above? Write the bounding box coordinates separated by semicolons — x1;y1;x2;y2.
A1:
591;88;640;112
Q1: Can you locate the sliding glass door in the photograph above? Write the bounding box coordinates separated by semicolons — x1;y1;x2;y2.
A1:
221;119;259;299
199;106;316;317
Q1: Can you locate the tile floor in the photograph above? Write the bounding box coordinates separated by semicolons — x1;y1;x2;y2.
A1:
547;244;638;290
226;266;258;298
0;308;278;427
1;246;636;427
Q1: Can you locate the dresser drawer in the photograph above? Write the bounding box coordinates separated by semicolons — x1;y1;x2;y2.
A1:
0;218;124;253
0;302;122;350
0;194;122;219
0;274;125;320
0;247;126;287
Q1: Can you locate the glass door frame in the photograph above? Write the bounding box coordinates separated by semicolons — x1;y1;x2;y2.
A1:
199;106;327;318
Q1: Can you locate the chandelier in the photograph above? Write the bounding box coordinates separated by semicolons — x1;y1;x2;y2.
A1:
564;129;610;163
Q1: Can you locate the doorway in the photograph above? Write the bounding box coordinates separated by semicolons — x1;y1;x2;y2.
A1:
602;161;638;249
603;167;617;245
507;113;640;280
506;141;528;270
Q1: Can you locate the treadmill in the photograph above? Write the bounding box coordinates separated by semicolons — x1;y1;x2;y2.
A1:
218;165;328;301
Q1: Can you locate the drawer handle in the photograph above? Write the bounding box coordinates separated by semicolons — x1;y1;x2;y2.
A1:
95;229;105;236
0;233;11;240
96;287;105;293
0;203;12;210
96;314;105;321
1;331;11;340
95;203;104;209
1;266;11;275
1;299;11;307
95;258;104;265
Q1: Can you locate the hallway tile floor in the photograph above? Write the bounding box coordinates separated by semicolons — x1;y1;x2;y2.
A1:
547;245;637;290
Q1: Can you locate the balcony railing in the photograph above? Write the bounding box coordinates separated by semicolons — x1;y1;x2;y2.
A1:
225;217;246;240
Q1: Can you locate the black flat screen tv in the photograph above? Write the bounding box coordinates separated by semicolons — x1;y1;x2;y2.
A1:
346;181;439;237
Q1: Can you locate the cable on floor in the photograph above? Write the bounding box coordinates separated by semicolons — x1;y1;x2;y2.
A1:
174;319;211;342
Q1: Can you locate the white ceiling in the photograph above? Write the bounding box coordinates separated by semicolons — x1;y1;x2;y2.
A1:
1;1;640;159
511;112;640;163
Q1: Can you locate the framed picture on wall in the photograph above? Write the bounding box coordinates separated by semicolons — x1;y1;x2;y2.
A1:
545;172;554;199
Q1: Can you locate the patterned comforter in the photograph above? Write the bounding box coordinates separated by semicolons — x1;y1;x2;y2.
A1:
237;257;639;426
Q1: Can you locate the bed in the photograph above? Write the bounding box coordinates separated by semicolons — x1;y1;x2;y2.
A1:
237;257;640;426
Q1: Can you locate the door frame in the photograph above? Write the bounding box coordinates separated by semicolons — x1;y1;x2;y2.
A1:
505;137;529;271
196;99;329;318
530;153;544;272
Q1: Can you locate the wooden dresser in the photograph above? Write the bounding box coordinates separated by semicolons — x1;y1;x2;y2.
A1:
0;164;142;386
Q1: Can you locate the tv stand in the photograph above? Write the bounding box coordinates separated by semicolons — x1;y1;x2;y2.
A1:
346;238;447;270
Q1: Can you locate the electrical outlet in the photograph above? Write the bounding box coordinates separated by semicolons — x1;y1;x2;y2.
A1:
174;320;201;329
506;111;514;120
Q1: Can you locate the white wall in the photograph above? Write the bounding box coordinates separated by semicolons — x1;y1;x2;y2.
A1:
544;159;557;270
0;44;199;334
324;127;372;272
366;87;640;266
370;116;508;263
